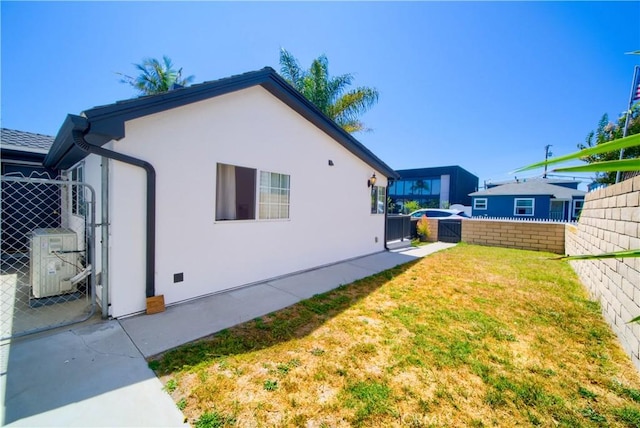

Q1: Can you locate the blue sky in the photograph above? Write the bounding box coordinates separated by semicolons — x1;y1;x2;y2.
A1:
2;1;639;187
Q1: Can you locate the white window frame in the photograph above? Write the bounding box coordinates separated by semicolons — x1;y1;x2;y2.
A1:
514;198;535;216
572;199;584;219
371;186;386;214
215;163;290;222
258;171;291;220
473;198;487;210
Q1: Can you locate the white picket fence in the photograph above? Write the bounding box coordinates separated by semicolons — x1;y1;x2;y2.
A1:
469;216;577;225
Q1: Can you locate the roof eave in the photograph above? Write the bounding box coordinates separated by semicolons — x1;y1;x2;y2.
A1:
45;67;398;179
1;145;49;155
43;115;91;169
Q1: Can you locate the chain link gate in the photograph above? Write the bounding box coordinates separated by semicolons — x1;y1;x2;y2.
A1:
1;173;97;339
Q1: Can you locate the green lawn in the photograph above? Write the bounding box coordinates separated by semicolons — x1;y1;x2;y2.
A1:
150;244;640;427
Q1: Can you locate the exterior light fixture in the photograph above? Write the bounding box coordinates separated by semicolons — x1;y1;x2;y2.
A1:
368;173;377;188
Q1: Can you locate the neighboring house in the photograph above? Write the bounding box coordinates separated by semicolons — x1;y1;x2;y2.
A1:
43;67;399;318
1;128;59;252
1;128;57;177
469;179;586;221
389;165;478;212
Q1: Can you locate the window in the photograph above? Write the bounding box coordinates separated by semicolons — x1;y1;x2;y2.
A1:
388;181;396;195
68;163;85;216
215;163;256;221
390;180;403;195
514;198;534;216
572;199;584;219
259;171;290;220
411;180;430;195
371;186;386;214
474;198;487;210
431;179;441;196
428;211;451;218
391;178;441;197
215;163;290;221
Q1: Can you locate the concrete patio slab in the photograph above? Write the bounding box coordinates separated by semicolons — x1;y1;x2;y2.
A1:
2;321;185;427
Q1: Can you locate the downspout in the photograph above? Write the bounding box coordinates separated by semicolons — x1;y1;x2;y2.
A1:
70;128;157;300
384;180;389;251
100;157;109;319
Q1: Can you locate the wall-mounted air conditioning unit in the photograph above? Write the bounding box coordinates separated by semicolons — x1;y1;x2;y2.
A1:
30;228;79;298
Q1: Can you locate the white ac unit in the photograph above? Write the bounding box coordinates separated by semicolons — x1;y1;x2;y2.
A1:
30;228;79;298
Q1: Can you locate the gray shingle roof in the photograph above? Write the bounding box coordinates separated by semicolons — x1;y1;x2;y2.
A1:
470;181;586;199
487;177;579;187
1;128;54;153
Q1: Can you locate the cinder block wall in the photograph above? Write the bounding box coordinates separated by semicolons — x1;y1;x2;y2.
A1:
462;219;566;254
566;176;640;370
426;218;439;242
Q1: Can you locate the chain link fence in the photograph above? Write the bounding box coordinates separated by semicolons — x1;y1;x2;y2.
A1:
1;173;96;339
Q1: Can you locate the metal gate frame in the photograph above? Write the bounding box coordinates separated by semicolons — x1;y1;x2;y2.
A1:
1;174;97;339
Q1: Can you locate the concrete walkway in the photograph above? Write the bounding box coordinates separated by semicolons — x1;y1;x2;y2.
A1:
2;242;455;427
2;321;187;427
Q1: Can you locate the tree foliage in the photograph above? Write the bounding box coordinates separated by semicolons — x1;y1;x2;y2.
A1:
416;215;431;238
279;48;379;133
403;200;421;213
119;55;195;96
578;104;640;184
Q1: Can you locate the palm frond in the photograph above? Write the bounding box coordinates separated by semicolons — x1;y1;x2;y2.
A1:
515;133;640;173
122;55;194;96
554;249;640;261
330;88;379;127
553;158;640;173
327;73;354;103
308;56;331;113
279;48;305;91
629;315;640;324
341;120;367;133
277;49;378;133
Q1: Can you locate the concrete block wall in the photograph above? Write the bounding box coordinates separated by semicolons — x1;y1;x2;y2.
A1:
565;176;640;370
426;218;439;242
462;219;566;254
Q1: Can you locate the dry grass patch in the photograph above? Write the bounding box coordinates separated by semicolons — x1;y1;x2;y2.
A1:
150;244;640;427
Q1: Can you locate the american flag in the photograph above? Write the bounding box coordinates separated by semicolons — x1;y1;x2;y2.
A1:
635;81;640;101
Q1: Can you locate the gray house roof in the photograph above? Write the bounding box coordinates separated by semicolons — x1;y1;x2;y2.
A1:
44;67;399;179
1;128;54;154
470;181;586;200
487;177;580;187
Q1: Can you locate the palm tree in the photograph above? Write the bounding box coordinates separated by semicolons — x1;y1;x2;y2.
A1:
118;55;195;96
279;48;379;133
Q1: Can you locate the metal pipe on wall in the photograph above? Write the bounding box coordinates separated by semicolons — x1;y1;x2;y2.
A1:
101;157;109;319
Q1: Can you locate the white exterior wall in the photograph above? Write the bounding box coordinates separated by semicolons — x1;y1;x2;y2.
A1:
104;86;388;317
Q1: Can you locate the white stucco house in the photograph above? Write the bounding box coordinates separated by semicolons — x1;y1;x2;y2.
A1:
43;67;399;318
